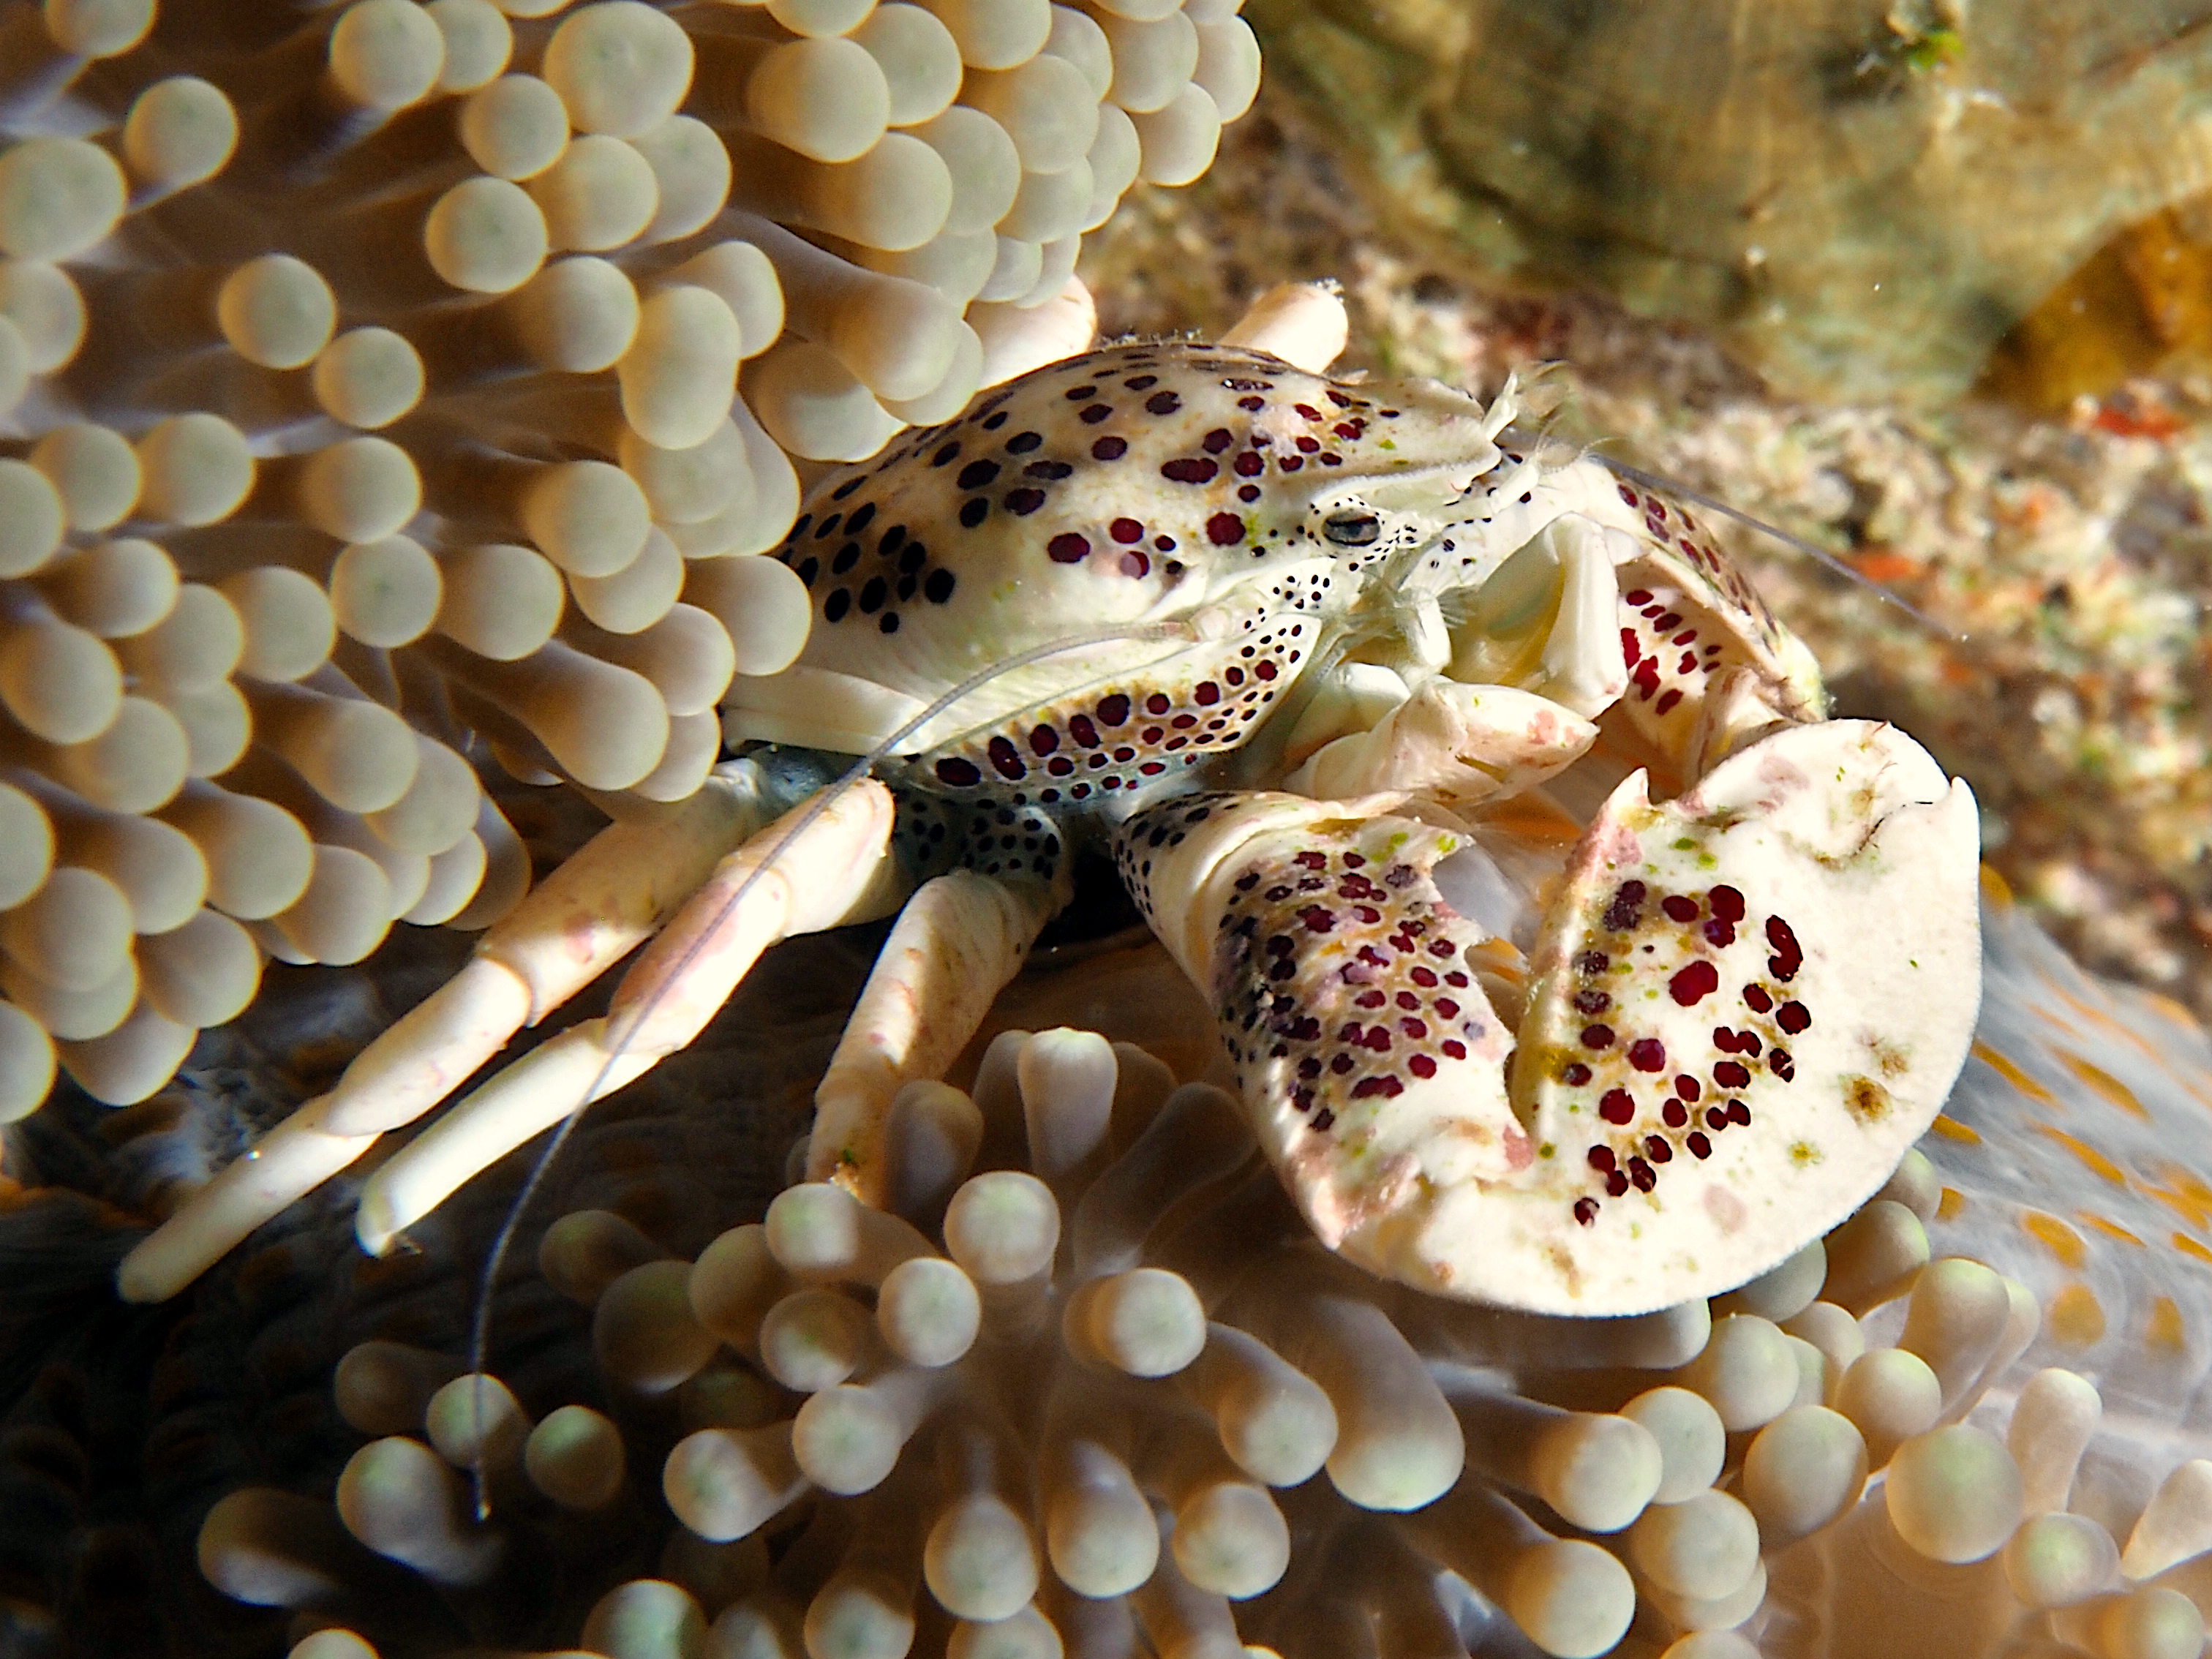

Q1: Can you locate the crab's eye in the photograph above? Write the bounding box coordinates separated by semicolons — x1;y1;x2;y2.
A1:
1323;511;1382;546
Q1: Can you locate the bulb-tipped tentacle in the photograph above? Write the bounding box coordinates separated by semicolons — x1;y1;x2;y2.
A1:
810;868;1069;1206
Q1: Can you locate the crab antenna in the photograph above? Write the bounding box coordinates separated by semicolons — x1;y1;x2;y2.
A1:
461;616;1199;1518
1552;437;1966;643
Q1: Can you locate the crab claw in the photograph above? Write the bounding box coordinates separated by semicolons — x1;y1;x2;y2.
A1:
1118;719;1979;1315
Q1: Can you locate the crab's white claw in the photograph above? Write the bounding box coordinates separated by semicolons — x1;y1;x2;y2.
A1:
1278;664;1414;771
1119;719;1979;1315
1218;281;1350;375
339;782;903;1257
1118;789;1532;1275
1285;682;1598;810
1496;718;1980;1312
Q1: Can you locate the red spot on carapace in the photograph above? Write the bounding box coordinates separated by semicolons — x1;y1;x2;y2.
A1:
1600;1088;1635;1124
1628;1038;1666;1072
1048;533;1090;563
1767;916;1804;980
1603;881;1647;931
1110;517;1143;543
1670;961;1720;1006
1581;1024;1616;1050
1206;513;1244;545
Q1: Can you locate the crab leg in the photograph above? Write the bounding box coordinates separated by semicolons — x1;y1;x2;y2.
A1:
318;763;798;1140
115;778;898;1299
350;780;906;1254
808;870;1062;1205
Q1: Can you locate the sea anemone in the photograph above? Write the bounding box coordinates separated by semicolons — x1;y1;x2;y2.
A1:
129;876;2212;1659
0;0;1258;1117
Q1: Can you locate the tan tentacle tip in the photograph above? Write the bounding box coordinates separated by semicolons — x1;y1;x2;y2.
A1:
1219;280;1349;375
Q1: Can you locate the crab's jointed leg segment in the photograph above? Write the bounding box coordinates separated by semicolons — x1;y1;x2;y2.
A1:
115;778;901;1298
1284;681;1598;811
809;868;1066;1206
351;780;906;1254
319;769;796;1139
115;768;813;1302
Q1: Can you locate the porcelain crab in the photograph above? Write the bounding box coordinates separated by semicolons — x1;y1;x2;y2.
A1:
117;286;1982;1316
